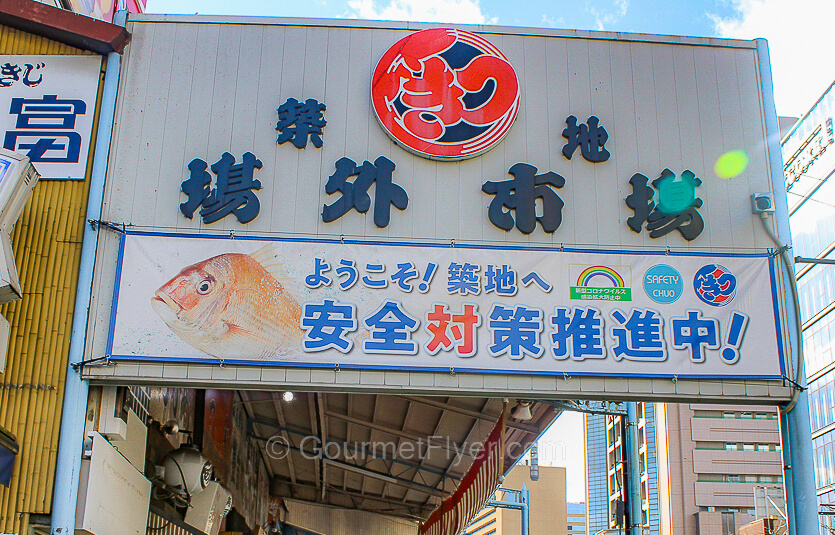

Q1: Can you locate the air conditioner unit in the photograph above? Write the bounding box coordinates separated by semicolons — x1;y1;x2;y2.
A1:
184;481;232;535
99;386;128;441
0;148;40;304
76;432;151;535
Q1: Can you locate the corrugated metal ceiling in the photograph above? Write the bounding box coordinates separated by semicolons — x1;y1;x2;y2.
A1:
239;391;558;521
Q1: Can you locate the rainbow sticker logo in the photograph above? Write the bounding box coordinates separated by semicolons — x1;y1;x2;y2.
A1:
570;265;632;301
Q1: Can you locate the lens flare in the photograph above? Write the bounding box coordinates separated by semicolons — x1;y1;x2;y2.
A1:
714;150;749;179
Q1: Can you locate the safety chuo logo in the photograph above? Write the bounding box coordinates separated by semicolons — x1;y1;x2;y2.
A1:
372;28;520;160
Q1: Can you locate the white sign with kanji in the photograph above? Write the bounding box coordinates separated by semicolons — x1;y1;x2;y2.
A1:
0;55;101;179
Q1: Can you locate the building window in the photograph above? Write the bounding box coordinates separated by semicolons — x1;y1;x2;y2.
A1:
726;443;738;451
723;412;736;419
721;511;735;535
728;475;740;482
757;444;769;451
743;444;754;451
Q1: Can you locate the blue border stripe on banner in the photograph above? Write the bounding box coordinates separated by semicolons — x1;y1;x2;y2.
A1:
105;232;127;358
101;231;785;381
105;354;782;380
768;255;787;377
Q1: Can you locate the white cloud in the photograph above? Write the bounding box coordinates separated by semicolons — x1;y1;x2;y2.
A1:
709;0;835;117
587;0;629;31
541;13;566;28
345;0;496;24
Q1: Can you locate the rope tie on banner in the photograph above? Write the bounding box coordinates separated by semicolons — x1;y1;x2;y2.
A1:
782;375;806;391
70;356;113;372
88;220;128;233
562;371;571;381
340;234;344;245
219;359;226;368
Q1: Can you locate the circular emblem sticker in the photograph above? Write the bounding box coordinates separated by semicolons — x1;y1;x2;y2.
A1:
372;28;520;161
643;264;683;304
693;264;737;306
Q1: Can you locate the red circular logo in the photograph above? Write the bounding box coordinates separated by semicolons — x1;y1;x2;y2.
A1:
372;28;520;161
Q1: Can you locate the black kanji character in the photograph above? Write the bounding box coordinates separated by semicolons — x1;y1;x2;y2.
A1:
625;173;654;233
180;152;262;224
482;163;565;234
180;158;212;219
322;156;408;228
276;97;326;149
562;115;610;163
625;168;704;241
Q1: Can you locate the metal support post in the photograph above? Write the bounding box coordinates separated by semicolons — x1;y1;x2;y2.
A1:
486;485;530;535
625;402;642;535
50;11;126;535
756;37;818;535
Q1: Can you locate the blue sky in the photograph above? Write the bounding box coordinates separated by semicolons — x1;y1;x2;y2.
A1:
144;0;835;117
145;0;737;36
141;0;834;502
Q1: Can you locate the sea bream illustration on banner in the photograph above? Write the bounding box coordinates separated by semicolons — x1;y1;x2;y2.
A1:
111;233;784;379
151;245;304;360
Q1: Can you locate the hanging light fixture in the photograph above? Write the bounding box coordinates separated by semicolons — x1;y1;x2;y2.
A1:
510;400;533;420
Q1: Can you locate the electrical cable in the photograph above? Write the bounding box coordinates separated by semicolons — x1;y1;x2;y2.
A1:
757;211;805;414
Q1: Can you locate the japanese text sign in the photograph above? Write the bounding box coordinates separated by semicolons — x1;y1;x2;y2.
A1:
109;233;783;379
0;55;101;180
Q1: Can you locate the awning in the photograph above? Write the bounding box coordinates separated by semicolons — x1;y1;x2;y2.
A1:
0;425;18;487
242;392;558;521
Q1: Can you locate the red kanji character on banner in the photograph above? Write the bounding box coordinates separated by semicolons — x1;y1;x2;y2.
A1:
424;303;481;358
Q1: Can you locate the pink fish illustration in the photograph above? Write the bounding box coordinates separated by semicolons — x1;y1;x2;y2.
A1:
151;246;303;359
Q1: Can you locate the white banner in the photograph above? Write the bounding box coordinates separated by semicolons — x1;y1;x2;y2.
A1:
108;233;784;378
0;55;101;179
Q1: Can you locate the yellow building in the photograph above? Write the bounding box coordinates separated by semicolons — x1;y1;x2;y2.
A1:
465;465;568;535
0;3;127;533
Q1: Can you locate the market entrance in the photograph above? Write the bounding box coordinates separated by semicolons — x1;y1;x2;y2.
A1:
80;385;575;535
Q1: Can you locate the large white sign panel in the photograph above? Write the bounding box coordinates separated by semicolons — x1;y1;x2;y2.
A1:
82;19;794;399
0;55;101;179
109;233;784;379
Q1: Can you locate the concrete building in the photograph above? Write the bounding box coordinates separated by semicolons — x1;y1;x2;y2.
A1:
567;502;586;535
34;0;146;21
464;465;567;535
656;404;783;534
781;79;835;534
585;403;659;535
586;404;783;535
